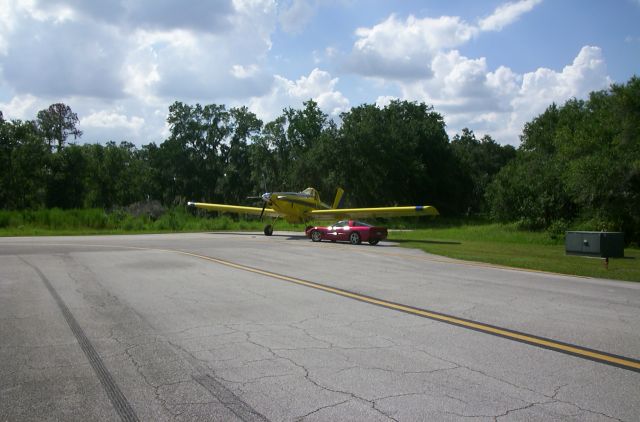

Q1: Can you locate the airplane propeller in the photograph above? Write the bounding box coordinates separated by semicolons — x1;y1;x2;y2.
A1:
247;192;271;221
259;202;267;220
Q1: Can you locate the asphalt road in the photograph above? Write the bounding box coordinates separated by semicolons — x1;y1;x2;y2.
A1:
1;232;639;421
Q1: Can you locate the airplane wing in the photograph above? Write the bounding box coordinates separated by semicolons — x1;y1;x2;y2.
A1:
187;202;281;218
309;205;439;220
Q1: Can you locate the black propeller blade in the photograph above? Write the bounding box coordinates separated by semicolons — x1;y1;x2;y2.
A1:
259;202;267;220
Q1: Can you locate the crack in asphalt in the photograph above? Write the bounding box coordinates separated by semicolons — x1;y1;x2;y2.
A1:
293;399;350;421
166;338;271;421
157;319;633;422
241;330;400;422
121;343;182;418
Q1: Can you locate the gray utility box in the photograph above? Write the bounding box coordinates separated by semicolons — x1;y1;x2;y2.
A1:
565;231;624;258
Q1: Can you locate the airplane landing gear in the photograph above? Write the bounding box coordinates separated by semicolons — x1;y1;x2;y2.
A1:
263;224;273;236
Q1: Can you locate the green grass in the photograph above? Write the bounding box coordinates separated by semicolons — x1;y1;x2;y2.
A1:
0;209;637;282
0;208;309;236
388;223;639;282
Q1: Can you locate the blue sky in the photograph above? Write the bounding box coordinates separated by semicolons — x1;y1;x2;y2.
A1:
1;0;638;145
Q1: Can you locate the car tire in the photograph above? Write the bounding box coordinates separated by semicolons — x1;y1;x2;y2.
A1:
264;225;273;236
349;232;361;245
311;230;322;242
368;239;379;245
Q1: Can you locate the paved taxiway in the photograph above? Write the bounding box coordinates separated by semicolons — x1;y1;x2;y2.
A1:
1;232;639;421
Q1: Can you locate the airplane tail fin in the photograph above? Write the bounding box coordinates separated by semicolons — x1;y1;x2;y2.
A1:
332;187;345;209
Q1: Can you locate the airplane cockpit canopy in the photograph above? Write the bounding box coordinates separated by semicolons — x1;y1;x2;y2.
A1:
302;187;319;200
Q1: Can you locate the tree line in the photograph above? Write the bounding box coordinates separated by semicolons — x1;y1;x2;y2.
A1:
0;76;638;241
487;76;639;241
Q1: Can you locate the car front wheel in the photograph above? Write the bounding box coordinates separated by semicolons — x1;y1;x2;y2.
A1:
311;230;322;242
349;232;361;245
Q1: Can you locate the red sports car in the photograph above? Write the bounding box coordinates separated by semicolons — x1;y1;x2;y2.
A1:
305;220;388;245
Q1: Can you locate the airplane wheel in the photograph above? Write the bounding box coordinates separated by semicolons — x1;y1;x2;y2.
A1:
264;225;273;236
368;239;379;245
349;232;361;245
311;230;322;242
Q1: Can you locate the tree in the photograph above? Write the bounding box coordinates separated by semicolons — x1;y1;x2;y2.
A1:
0;119;50;209
36;103;82;152
487;104;575;229
165;101;231;203
487;76;640;241
46;144;87;208
283;100;337;195
338;100;461;212
82;141;151;208
249;100;338;199
219;106;262;204
451;128;516;214
557;79;640;237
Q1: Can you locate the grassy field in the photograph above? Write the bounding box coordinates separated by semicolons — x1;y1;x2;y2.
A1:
388;223;639;282
0;208;307;236
0;209;637;282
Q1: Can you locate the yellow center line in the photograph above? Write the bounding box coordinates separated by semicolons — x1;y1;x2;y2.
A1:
7;239;638;372
175;249;640;373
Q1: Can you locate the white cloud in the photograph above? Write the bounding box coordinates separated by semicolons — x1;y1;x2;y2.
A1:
0;1;278;102
231;64;261;79
2;16;129;98
339;1;615;144
375;95;397;108
345;0;542;81
346;14;477;79
0;94;40;119
0;0;279;143
81;110;144;131
0;0;621;148
248;68;349;120
146;2;276;100
279;0;317;34
478;0;543;32
395;46;611;144
511;45;610;124
0;0;17;54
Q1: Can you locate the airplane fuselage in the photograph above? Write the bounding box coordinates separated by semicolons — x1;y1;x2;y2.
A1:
264;188;331;223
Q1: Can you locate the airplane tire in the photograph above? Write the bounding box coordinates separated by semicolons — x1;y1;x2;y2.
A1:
349;232;361;245
311;230;322;242
264;225;273;236
368;239;379;245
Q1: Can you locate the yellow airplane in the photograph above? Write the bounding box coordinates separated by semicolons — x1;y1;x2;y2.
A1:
187;187;438;236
